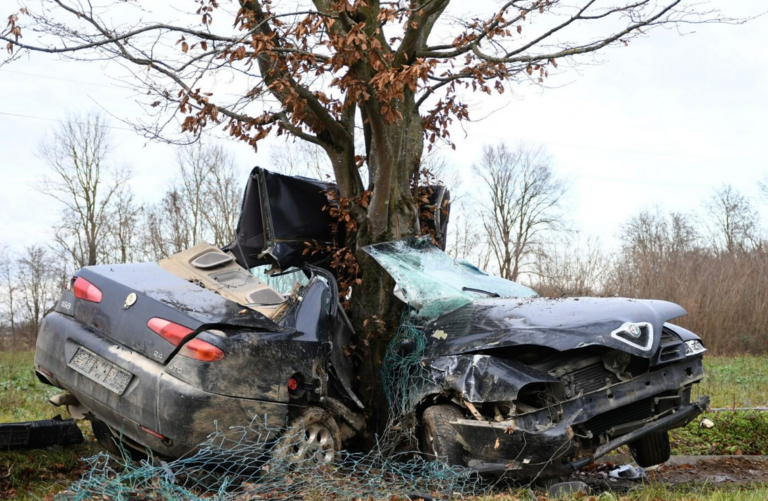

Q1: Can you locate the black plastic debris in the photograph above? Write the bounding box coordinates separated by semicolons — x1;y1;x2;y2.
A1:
0;415;83;450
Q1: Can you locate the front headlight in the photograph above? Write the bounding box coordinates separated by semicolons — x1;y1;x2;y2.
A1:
684;340;706;356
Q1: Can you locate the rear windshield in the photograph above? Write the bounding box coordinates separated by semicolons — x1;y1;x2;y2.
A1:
250;266;310;295
363;237;537;319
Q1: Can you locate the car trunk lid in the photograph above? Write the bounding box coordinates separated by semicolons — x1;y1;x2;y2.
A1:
72;263;284;364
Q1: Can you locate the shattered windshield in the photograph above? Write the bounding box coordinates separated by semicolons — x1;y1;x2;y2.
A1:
363;237;537;319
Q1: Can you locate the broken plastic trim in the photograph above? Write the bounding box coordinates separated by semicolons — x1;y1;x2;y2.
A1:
0;415;84;450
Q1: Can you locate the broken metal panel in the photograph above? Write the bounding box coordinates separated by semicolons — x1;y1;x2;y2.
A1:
423;296;688;359
0;415;83;450
228;169;453;273
363;237;537;319
451;361;707;479
329;307;364;409
426;354;557;404
227;167;340;273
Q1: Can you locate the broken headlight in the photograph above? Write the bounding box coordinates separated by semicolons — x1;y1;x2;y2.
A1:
684;340;706;356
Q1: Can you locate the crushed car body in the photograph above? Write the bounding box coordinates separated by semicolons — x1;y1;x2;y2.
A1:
364;238;708;479
33;166;707;480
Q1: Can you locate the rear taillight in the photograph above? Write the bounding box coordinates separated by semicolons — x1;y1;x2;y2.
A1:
178;339;224;362
141;426;172;445
147;318;193;345
147;318;224;362
73;277;102;303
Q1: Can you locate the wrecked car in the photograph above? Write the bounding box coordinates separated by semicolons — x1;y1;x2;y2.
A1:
33;166;707;480
366;239;708;479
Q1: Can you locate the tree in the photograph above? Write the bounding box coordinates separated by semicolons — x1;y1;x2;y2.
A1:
196;145;244;248
475;143;566;281
271;141;333;179
143;143;244;259
0;246;18;340
759;176;768;205
39;112;131;268
4;0;737;432
705;184;760;253
107;189;143;264
16;245;60;343
532;233;607;297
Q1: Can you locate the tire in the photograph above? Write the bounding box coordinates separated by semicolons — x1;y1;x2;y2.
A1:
91;419;147;461
629;431;671;467
421;404;466;466
273;407;341;467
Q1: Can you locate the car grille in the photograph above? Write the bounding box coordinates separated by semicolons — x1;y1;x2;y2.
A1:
566;356;650;397
580;397;657;438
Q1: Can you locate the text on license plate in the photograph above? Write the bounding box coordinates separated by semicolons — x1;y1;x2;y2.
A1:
68;347;133;395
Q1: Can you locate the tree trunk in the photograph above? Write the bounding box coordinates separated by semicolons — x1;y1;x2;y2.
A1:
342;99;425;441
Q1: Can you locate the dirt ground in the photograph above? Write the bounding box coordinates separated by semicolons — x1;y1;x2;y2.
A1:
572;456;768;493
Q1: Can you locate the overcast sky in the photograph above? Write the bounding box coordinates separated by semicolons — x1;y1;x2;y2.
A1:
1;0;766;256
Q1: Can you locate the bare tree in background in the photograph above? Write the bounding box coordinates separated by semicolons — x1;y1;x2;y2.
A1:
270;141;333;180
445;200;493;270
201;146;243;248
605;208;700;297
533;233;607;296
0;246;18;340
475;143;566;281
144;190;193;260
175;144;215;248
759;176;768;205
16;245;59;342
145;143;244;258
705;184;760;253
40;112;131;268
107;189;143;264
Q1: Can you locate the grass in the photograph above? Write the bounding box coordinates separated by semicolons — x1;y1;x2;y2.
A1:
0;351;99;500
697;355;768;409
668;355;768;457
672;411;768;456
1;351;767;500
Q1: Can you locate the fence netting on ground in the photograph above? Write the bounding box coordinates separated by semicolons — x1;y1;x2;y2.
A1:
58;314;488;501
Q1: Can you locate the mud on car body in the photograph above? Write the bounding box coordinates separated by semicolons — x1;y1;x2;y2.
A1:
33;167;707;480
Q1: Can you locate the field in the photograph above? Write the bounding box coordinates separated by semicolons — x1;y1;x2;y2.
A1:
2;351;768;500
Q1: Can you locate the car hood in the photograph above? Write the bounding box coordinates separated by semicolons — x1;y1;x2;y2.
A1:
422;296;687;359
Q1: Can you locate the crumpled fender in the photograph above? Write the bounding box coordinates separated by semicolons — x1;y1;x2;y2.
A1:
424;297;687;359
425;354;557;403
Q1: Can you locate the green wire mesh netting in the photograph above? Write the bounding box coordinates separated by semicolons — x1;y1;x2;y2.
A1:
379;311;431;452
57;315;489;501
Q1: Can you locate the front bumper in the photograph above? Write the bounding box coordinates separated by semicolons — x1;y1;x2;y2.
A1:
35;312;290;457
450;356;706;479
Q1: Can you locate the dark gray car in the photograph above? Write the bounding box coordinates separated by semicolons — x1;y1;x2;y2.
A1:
33;167;707;479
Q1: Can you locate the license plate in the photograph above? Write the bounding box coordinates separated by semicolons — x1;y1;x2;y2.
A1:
68;347;133;395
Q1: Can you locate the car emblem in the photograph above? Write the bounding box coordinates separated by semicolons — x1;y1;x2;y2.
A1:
123;292;137;309
625;323;642;339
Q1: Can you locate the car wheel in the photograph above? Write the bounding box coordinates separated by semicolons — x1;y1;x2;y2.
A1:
421;404;466;466
91;419;147;461
273;407;341;466
629;431;671;467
